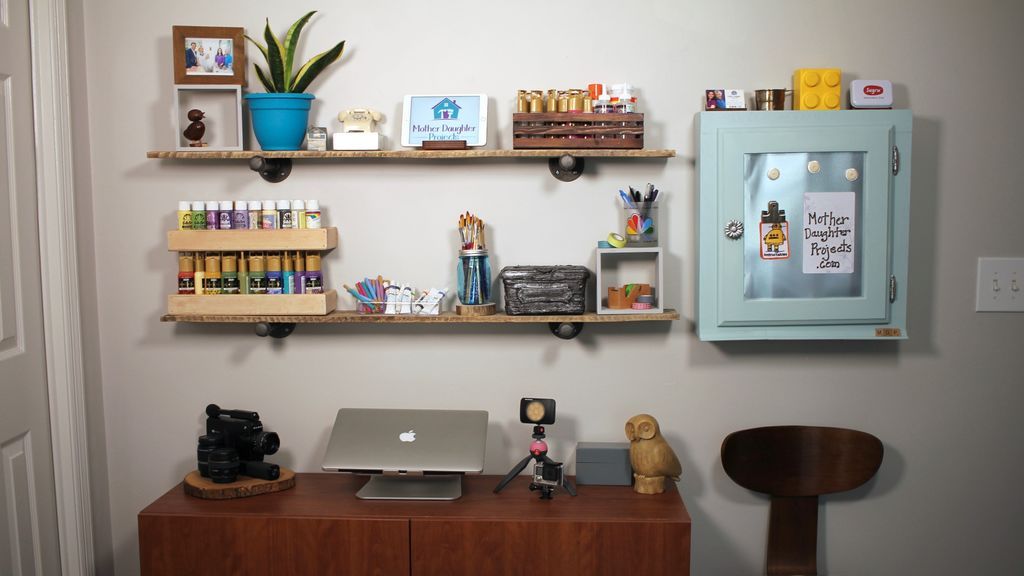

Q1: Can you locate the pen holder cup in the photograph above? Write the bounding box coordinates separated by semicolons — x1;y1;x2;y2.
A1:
624;202;658;246
457;249;492;305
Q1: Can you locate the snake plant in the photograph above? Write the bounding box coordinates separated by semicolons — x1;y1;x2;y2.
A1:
246;11;346;93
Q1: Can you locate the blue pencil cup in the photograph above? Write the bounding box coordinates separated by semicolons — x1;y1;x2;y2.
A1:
245;93;314;151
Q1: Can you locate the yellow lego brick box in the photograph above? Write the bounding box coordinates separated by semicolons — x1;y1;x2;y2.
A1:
793;68;842;110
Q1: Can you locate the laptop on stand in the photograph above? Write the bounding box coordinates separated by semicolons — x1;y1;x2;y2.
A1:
322;408;488;500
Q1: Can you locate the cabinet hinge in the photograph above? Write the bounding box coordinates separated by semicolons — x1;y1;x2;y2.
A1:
892;145;900;176
889;275;897;303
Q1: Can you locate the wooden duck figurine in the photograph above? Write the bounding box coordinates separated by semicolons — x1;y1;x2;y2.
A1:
183;109;207;147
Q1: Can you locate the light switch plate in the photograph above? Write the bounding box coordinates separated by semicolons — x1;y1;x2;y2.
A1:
976;257;1024;312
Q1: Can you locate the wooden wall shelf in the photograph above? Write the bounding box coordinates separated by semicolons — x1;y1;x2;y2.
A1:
146;148;676;183
167;228;338;252
160;309;680;340
146;149;676;160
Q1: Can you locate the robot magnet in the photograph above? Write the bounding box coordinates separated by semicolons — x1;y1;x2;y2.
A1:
760;200;790;260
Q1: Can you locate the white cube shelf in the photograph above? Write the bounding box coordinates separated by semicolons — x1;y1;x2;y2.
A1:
595;247;664;315
174;84;244;151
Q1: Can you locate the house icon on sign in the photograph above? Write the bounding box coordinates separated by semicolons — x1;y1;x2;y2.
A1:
432;98;461;120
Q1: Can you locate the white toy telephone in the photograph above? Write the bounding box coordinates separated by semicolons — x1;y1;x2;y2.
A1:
338;109;382;133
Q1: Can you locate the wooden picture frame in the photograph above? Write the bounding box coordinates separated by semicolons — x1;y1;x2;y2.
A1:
173;26;246;86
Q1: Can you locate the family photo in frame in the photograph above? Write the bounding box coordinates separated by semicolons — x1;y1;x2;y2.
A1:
172;25;246;85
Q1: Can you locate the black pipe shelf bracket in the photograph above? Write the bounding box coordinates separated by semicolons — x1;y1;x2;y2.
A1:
249;156;292;183
254;322;296;338
549;154;585;182
548;321;584;340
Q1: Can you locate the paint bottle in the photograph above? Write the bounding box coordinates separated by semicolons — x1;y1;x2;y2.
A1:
178;201;192;230
221;253;240;294
282;253;295;294
293;251;305;294
305;199;321;229
291;199;306;229
266;253;283;294
247;201;260;230
238;251;250;294
203;254;222;295
304;253;323;294
218;201;232;230
193;253;205;295
191;201;206;230
177;253;195;294
248;254;267;294
277;200;293;229
261;201;278;229
205;201;219;230
233;201;248;229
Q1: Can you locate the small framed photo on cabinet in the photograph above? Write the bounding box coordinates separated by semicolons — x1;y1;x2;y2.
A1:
173;26;246;86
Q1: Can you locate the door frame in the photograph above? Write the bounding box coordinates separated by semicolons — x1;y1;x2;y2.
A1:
28;0;94;573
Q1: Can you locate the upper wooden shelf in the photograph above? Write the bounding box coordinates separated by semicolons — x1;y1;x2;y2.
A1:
161;309;679;324
167;228;337;252
161;308;680;339
146;149;676;159
147;148;676;183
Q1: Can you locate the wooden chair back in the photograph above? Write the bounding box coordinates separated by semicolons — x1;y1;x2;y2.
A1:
721;426;883;575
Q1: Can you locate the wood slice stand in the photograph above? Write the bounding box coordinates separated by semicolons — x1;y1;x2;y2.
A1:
183;466;295;500
456;303;496;316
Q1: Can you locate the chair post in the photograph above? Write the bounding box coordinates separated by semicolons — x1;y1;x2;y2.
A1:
767;495;818;576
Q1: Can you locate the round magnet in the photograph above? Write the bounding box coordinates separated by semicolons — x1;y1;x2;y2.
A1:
845;168;859;182
807;160;821;174
767;167;780;180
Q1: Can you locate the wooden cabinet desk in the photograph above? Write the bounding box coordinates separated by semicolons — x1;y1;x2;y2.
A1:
139;473;691;576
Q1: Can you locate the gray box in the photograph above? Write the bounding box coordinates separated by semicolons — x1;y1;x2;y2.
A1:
575;442;632;486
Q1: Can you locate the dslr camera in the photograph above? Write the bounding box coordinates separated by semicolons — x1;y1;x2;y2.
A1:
197;404;280;484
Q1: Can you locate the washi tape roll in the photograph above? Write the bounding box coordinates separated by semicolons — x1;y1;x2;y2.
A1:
636;295;655;304
607;233;627;248
631;302;653;310
597;240;613;248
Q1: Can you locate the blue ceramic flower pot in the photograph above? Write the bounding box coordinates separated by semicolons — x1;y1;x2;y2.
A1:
245;93;314;151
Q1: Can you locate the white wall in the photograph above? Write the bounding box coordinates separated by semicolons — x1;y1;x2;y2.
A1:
78;1;1024;574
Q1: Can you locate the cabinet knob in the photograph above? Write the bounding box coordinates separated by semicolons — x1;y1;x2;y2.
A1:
724;220;744;240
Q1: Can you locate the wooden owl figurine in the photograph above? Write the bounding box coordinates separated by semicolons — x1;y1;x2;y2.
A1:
625;414;682;494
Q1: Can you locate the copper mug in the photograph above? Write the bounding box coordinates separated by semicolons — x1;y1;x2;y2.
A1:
754;89;787;110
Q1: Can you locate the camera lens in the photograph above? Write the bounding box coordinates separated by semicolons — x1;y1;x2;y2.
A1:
196;435;218;477
207;448;240;484
253;431;280;456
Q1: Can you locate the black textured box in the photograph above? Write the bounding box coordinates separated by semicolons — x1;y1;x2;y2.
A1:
500;265;590;315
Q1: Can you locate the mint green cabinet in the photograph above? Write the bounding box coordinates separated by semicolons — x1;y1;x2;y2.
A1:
696;110;912;340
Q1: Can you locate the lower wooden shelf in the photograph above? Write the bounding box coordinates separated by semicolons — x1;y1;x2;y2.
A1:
160;309;680;340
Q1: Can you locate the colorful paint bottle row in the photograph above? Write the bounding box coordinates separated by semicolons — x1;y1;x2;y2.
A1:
176;200;322;231
177;251;323;295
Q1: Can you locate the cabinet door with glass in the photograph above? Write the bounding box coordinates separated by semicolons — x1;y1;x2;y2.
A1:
696;110;911;340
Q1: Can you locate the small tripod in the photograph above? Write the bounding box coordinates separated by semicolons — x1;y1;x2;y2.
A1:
493;425;577;499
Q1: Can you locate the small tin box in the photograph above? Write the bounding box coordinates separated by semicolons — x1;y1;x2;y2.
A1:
850;80;893;109
575;442;632;486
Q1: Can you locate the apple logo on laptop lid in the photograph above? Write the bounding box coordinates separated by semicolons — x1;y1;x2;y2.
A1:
399;430;416;443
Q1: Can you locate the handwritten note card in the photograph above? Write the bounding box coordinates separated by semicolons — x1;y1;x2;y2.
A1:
802;192;855;274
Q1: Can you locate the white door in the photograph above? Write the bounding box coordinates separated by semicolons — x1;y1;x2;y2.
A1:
0;0;63;573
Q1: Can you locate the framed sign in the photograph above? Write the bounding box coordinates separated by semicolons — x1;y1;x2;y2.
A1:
173;25;247;86
401;94;487;147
